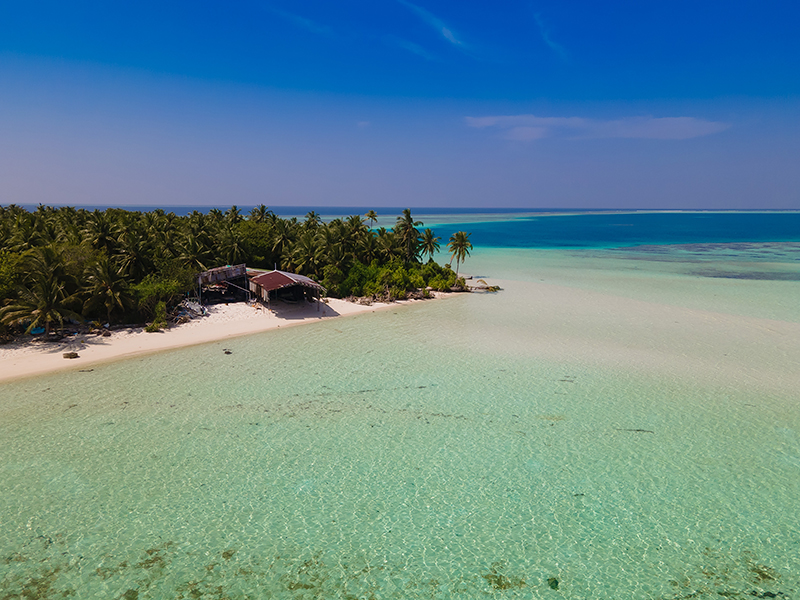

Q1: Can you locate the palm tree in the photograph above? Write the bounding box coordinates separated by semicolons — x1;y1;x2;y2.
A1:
177;233;213;272
420;228;441;261
394;209;422;263
447;231;473;278
364;210;378;228
82;210;119;255
304;211;322;231
375;228;398;262
357;231;379;264
116;225;152;281
8;212;41;252
271;220;295;262
290;231;323;276
225;205;243;225
249;204;273;223
82;257;133;324
216;224;246;266
1;276;82;335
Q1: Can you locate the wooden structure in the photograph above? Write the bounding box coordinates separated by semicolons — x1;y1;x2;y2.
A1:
197;264;249;304
198;264;247;285
249;270;325;311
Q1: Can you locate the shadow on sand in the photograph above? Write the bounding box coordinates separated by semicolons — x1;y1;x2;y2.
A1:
268;299;341;321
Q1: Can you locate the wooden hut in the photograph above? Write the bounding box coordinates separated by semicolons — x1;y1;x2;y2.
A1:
248;270;325;310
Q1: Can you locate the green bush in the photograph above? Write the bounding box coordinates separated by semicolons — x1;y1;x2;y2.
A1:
0;250;22;304
321;264;344;297
145;301;168;332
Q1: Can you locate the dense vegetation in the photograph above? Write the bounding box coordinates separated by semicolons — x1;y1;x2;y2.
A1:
0;204;472;335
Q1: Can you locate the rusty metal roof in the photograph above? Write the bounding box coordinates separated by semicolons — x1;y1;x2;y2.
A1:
249;270;325;293
198;264;247;285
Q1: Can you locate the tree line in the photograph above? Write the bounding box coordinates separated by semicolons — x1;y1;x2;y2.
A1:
0;204;473;335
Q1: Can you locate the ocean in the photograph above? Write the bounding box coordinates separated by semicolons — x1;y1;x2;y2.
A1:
1;211;799;599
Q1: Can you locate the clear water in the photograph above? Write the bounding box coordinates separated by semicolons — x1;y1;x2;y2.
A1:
2;216;800;599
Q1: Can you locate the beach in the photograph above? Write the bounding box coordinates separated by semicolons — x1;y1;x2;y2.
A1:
0;296;445;384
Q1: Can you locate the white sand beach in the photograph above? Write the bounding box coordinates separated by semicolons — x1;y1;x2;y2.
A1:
0;296;443;383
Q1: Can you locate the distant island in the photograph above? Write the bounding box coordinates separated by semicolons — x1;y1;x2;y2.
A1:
0;204;473;338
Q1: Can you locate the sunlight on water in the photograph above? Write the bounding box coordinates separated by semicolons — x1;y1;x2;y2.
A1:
2;246;799;599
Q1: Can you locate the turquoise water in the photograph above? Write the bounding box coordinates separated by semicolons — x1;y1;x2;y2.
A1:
2;215;800;599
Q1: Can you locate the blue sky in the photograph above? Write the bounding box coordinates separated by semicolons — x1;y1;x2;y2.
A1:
1;1;798;209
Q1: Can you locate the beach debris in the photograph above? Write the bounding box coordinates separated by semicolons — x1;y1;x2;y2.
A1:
63;352;79;359
470;278;502;292
547;577;560;590
223;349;232;355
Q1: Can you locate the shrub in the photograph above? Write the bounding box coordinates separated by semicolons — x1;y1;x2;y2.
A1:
145;301;168;332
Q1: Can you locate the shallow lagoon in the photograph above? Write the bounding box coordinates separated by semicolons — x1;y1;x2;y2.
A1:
2;238;799;599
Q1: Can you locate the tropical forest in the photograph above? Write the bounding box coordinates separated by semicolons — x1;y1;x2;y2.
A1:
0;204;473;336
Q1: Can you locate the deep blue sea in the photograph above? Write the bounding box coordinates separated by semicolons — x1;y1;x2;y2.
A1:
429;211;800;249
12;204;800;249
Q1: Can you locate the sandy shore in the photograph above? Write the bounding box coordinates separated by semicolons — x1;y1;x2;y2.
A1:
0;296;443;384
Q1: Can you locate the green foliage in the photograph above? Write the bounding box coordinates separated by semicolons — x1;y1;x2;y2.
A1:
448;231;473;277
0;250;23;303
236;220;274;268
82;255;133;323
321;264;344;297
0;205;473;332
145;301;168;332
134;274;189;317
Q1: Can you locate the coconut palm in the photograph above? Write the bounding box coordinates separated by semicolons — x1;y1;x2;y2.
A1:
82;210;119;255
364;210;378;228
1;276;81;335
420;228;441;261
304;211;322;231
285;231;318;276
271;220;295;260
394;209;423;263
82;256;133;324
117;226;152;281
216;224;246;266
8;212;41;252
357;231;379;264
375;228;398;262
225;205;243;225
176;233;213;272
447;231;473;278
249;204;273;223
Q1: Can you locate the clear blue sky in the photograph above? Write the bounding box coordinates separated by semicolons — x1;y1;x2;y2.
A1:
1;1;798;209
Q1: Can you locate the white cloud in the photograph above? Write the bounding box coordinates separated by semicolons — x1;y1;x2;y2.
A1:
533;13;567;60
465;114;730;140
384;35;437;60
269;8;334;37
397;0;464;47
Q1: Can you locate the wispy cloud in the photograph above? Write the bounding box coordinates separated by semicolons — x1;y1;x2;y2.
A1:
383;35;437;60
533;13;566;60
465;115;731;141
269;8;334;37
397;0;464;48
